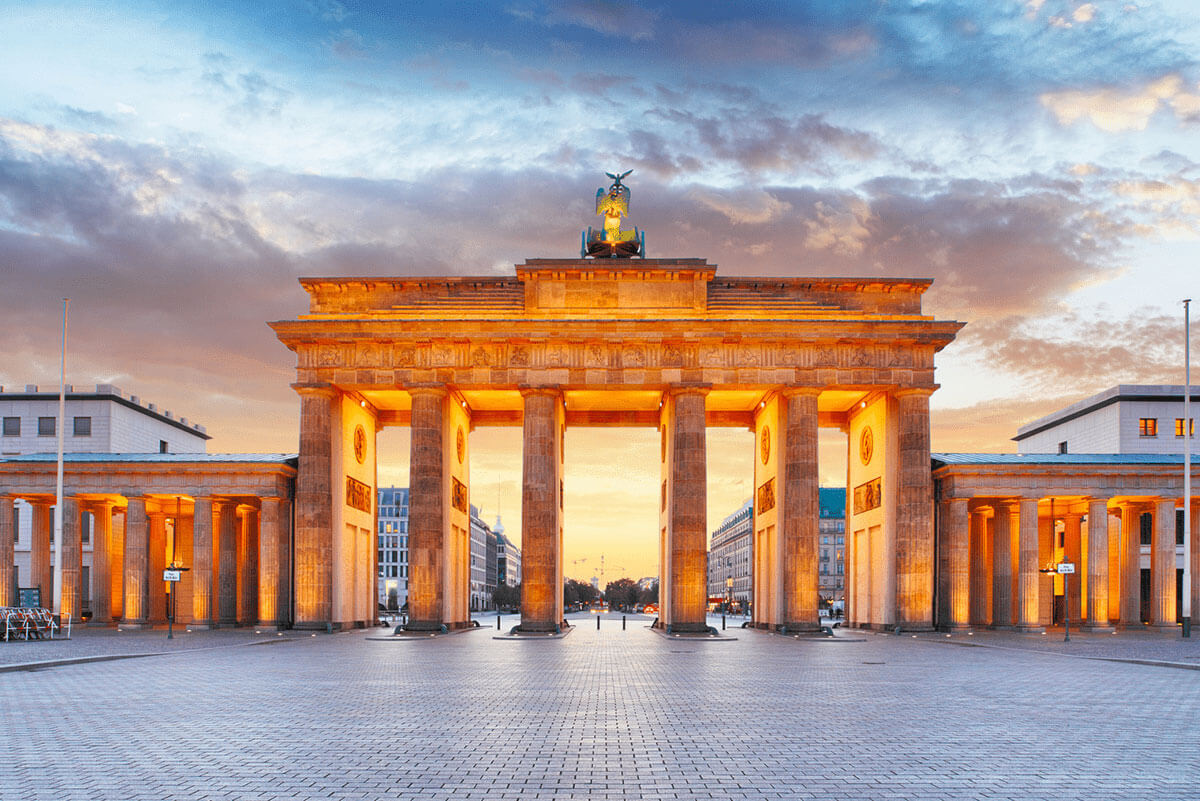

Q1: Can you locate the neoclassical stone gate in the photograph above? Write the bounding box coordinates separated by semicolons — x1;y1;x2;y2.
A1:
271;258;961;631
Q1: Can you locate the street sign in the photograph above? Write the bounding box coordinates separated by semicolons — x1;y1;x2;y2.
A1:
163;569;182;582
1057;562;1075;574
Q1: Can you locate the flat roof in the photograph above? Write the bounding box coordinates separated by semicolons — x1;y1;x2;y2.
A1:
0;453;296;464
933;452;1191;467
1014;384;1200;442
0;385;210;439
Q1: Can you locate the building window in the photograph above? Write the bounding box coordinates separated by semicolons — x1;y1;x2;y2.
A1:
1140;512;1153;546
1175;418;1194;437
1057;441;1068;454
73;416;91;437
1138;418;1157;437
38;417;55;437
1178;509;1186;546
2;417;18;437
159;440;168;453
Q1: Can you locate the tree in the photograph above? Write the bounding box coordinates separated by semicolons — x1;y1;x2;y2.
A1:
564;578;598;608
493;582;520;611
604;577;638;610
636;580;659;606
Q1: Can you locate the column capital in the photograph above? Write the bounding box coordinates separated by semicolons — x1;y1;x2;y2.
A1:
778;385;822;398
408;384;449;398
664;384;711;398
892;386;936;399
518;386;562;399
292;383;336;398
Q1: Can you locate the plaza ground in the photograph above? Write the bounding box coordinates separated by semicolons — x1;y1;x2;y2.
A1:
2;613;1198;800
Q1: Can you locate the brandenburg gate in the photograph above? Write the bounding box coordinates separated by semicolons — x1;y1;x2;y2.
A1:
270;258;961;633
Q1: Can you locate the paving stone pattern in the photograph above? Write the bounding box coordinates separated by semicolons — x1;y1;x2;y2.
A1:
2;613;1199;800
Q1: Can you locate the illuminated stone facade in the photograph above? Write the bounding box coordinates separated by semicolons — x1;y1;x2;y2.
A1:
271;258;962;632
932;454;1198;632
0;454;295;628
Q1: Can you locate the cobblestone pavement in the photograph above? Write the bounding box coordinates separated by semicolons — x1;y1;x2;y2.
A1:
3;613;1198;800
0;624;296;667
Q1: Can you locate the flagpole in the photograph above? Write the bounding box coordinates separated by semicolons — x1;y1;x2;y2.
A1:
53;298;69;619
1184;298;1192;639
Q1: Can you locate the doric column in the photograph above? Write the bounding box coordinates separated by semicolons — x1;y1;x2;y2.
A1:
191;497;213;628
120;497;150;628
940;497;970;629
408;386;450;630
216;500;238;625
30;501;51;602
148;509;167;622
1063;513;1083;627
258;497;287;627
294;385;334;628
894;389;935;629
1151;498;1177;629
60;496;81;622
0;495;13;607
781;388;820;632
89;502;113;625
663;386;709;633
238;507;258;625
992;501;1015;628
1082;498;1114;632
517;388;564;633
1119;504;1142;626
1015;498;1043;633
968;507;990;625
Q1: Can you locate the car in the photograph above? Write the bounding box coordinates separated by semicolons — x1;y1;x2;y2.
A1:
642;604;658;615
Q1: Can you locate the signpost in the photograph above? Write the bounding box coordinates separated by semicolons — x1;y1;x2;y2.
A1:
1057;562;1075;642
163;566;189;639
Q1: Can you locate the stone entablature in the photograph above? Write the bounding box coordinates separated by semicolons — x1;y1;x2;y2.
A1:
297;259;935;320
0;455;295;500
274;258;963;633
932;455;1199;500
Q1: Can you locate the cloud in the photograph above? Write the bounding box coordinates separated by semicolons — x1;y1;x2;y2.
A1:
1040;74;1198;132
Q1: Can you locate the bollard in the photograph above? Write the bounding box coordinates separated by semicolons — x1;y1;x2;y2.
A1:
497;613;501;630
597;614;601;630
622;615;626;630
722;614;726;630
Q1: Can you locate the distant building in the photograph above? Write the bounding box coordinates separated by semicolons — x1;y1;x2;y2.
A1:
377;487;409;609
1015;385;1199;455
2;383;210;610
707;488;848;609
469;504;497;611
817;487;847;601
707;498;752;609
496;524;520;587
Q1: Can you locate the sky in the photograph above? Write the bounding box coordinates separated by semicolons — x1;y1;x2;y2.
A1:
3;0;1199;581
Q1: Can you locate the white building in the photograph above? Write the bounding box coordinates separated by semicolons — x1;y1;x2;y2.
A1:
377;487;409;609
496;525;520;587
2;383;209;609
1015;385;1198;455
468;504;497;611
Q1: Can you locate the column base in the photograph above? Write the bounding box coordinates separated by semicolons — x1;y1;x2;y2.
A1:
117;621;151;630
188;622;214;630
1014;624;1045;634
1151;622;1179;632
255;620;284;630
514;621;559;634
939;623;972;632
664;622;714;634
405;619;450;633
1079;624;1115;633
87;619;114;628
